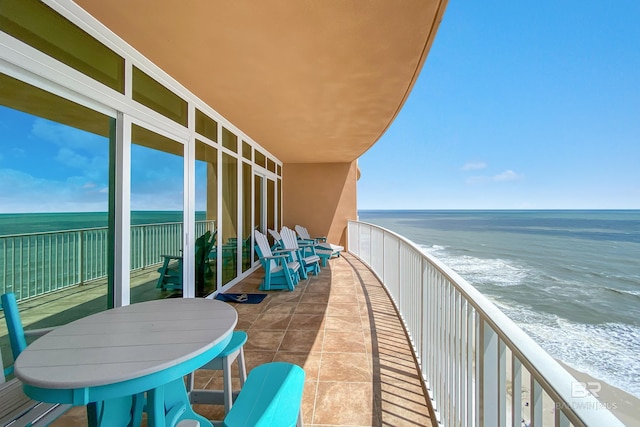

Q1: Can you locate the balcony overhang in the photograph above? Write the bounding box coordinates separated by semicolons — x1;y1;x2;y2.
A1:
75;0;447;163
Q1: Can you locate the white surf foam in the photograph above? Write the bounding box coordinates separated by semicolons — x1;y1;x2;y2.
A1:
418;243;640;398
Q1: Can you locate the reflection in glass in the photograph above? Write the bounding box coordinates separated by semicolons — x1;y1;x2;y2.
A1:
0;73;112;367
131;124;184;301
195;140;218;296
267;179;275;238
222;153;238;284
242;163;253;272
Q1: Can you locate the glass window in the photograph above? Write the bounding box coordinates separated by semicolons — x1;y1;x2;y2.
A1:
195;140;218;296
254;175;263;234
255;150;266;168
195;109;218;142
277;164;282;176
242;141;252;160
132;66;188;127
0;0;125;93
242;163;253;272
267;179;275;239
0;73;113;368
221;127;238;153
278;178;283;230
221;153;238;284
130;124;184;301
267;158;276;173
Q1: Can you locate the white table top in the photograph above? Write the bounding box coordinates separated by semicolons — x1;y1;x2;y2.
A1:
15;298;237;391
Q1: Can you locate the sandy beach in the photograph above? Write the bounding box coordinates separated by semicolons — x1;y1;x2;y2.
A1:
508;360;640;426
558;361;640;427
502;354;640;427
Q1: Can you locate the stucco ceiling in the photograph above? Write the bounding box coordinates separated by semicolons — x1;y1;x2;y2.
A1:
75;0;447;163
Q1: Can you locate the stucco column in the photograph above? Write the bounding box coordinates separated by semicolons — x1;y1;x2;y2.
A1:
282;160;358;249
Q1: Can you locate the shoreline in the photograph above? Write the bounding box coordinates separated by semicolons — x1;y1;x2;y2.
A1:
506;360;639;426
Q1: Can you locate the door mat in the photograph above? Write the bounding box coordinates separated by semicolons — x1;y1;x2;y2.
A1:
215;293;268;304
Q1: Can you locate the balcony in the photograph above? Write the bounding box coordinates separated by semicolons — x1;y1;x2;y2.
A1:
2;252;434;426
2;221;625;426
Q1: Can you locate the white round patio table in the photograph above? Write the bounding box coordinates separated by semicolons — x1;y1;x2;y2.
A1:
15;298;237;427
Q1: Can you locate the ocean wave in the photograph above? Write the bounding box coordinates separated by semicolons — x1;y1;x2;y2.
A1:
605;287;640;299
418;243;532;287
495;302;640;398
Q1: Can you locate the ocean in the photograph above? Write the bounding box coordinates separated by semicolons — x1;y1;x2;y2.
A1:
358;210;640;399
0;211;190;236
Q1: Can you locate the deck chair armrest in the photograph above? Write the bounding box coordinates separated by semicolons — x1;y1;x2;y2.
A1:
263;254;289;260
314;236;327;242
24;327;56;338
160;254;183;260
273;249;295;255
297;238;315;244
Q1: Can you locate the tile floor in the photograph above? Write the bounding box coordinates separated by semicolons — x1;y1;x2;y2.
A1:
50;253;434;426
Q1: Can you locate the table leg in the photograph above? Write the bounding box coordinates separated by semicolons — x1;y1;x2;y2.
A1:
147;378;213;427
86;393;145;427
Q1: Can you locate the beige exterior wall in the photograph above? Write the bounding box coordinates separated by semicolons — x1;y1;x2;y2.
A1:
283;161;358;249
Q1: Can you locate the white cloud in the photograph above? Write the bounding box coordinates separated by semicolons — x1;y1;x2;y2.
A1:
465;169;524;185
493;170;523;182
31;119;103;151
462;161;487;171
465;175;489;185
0;168;108;213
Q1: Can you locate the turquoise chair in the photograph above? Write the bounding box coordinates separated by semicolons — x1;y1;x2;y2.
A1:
293;225;340;267
186;331;248;414
223;362;305;427
177;362;305;427
1;292;71;425
280;226;320;280
157;230;216;292
254;230;300;291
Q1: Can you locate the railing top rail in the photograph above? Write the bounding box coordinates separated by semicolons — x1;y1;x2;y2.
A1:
348;219;624;427
0;220;210;239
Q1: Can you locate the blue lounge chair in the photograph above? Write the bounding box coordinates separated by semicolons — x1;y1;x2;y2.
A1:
1;292;71;426
280;226;320;280
254;230;300;291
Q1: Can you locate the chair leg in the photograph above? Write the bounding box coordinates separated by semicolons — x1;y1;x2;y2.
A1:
237;348;247;387
185;371;195;394
223;356;233;413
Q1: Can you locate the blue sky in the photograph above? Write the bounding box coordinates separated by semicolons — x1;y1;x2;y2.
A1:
2;1;639;213
358;0;640;209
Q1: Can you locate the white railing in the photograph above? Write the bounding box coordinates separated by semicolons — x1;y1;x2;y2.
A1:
348;220;623;427
0;220;214;301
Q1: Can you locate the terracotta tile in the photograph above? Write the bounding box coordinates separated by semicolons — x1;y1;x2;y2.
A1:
301;380;317;425
261;301;299;314
294;302;328;314
328;293;354;303
323;330;367;353
326;302;360;317
274;351;322;381
279;329;324;353
249;312;293;330
243;350;276;371
324;315;361;331
243;329;285;352
289;313;325;330
319;352;372;382
300;292;330;304
313;381;375;426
